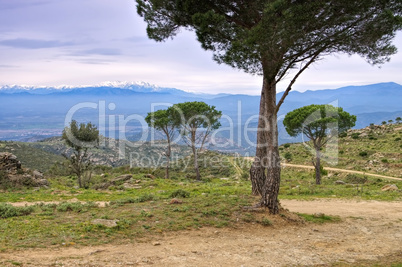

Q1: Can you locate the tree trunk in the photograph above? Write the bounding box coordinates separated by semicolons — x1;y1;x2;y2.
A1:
250;77;282;214
260;80;281;214
315;148;321;185
165;136;171;179
250;82;267;196
193;146;200;180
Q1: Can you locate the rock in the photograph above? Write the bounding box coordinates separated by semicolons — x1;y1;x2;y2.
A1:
381;184;399;192
152;242;161;246
91;219;119;227
32;170;43;179
144;174;156;179
335;180;346;185
169;198;183;204
0;152;22;174
0;153;48;188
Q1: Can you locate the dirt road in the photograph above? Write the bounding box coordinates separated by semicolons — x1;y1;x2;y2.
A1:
1;199;401;266
283;163;402;181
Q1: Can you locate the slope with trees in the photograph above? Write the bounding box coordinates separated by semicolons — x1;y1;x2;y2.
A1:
136;0;402;213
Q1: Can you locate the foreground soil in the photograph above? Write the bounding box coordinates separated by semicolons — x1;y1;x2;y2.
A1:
1;199;401;266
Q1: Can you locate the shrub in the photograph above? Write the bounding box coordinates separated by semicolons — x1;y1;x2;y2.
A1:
284;152;292;161
381;158;388;163
56;202;86;212
339;132;347;138
344;174;368;184
0;203;34;218
320;165;328;176
284;143;290;148
395;137;401;141
351;133;360;139
359;151;368;157
260;217;273;226
170;189;190;198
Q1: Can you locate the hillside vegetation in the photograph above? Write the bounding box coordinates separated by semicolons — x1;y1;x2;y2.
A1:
279;123;402;178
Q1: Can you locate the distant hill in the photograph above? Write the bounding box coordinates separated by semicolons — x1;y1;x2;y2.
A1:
0;81;401;155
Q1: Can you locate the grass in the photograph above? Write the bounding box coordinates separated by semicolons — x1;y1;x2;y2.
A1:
0;163;400;250
297;213;341;224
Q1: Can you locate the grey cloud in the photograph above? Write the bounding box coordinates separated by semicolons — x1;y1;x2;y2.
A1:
0;38;75;49
0;64;19;68
83;48;121;56
0;0;51;10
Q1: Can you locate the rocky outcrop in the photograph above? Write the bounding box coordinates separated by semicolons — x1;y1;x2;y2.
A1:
0;152;22;174
0;152;48;188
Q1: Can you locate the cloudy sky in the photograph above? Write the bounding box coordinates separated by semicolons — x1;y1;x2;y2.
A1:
0;0;401;95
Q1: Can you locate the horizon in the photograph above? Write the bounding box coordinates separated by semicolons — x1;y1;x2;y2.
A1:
0;81;400;96
0;0;401;95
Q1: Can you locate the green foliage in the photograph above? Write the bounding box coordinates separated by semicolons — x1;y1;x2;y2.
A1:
297;213;341;224
396;117;402;123
170;189;190;198
339;132;347;138
283;105;356;138
344;174;368;184
62;120;99;188
359;151;368;157
137;0;402;76
382;121;387;125
351;133;361;139
381;158;389;163
62;120;99;151
284;152;292;161
260;217;273;227
284;143;290;148
0;203;34;218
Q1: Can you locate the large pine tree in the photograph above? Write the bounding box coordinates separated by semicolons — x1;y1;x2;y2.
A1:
135;0;402;213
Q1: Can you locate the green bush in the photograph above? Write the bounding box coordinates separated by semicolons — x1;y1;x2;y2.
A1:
381;158;388;163
395;137;401;141
170;189;190;198
359;151;368;157
351;133;360;139
284;143;290;148
284;152;292;161
320;165;328;176
339;132;347;138
0;203;34;218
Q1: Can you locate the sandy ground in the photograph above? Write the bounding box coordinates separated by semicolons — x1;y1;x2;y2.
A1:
1;199;402;266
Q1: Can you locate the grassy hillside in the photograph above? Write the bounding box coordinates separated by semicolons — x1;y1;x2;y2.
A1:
279;123;402;178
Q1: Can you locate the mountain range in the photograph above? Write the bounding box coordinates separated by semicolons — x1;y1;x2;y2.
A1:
0;81;401;155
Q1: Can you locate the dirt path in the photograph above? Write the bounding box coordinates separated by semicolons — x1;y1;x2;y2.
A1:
1;199;401;266
283;163;402;181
